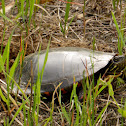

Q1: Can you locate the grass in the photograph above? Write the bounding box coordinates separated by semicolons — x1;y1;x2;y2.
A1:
112;0;122;11
60;0;74;38
112;0;126;54
0;0;126;125
112;11;125;55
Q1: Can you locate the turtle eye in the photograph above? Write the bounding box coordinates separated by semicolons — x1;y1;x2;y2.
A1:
113;55;125;64
113;56;120;63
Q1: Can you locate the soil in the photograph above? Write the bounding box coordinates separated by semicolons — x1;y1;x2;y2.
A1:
1;0;125;61
0;0;126;125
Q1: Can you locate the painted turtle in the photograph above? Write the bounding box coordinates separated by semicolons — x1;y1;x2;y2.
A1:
13;47;126;96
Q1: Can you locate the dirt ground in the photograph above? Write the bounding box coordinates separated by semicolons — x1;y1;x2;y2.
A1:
1;0;125;60
0;0;126;125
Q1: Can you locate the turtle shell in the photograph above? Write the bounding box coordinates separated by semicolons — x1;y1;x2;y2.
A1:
14;47;115;94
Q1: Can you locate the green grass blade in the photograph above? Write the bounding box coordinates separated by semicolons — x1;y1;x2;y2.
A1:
2;71;29;100
9;53;20;84
2;40;10;65
25;0;29;16
1;0;5;15
112;0;116;10
2;28;14;71
68;15;75;29
63;0;71;35
0;54;5;73
0;12;13;23
1;25;6;54
118;101;126;118
27;110;31;126
61;106;71;124
112;12;125;54
13;12;22;21
64;0;71;23
40;37;51;81
60;22;64;34
43;117;51;126
32;37;50;125
20;0;25;20
3;24;18;79
0;88;8;104
94;102;110;125
118;108;126;118
23;102;27;126
9;97;30;125
29;0;35;26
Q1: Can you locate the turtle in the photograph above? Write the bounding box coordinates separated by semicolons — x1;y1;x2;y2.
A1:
13;47;126;97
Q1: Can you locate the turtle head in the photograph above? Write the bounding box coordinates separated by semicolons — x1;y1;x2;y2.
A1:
108;55;126;74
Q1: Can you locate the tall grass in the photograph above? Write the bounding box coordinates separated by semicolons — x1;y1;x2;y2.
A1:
111;1;126;121
60;0;74;37
112;0;122;11
0;0;40;125
30;38;50;125
1;0;6;54
0;37;50;125
44;75;114;125
112;11;125;55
